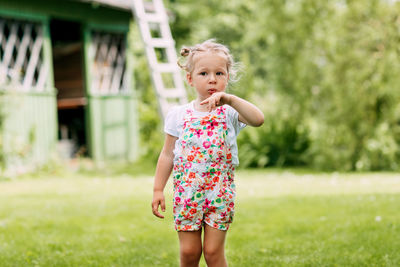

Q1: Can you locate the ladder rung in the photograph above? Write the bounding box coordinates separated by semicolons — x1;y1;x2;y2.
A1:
160;88;186;98
144;13;168;23
146;38;174;48
151;63;179;72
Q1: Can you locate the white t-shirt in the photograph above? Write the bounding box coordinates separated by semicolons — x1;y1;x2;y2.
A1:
164;101;246;165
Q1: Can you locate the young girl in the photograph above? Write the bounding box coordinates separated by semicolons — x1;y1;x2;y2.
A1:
151;39;264;267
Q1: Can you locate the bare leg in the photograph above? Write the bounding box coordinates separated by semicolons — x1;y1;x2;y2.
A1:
203;224;228;267
178;229;203;267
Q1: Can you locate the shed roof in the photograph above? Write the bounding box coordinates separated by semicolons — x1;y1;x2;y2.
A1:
76;0;132;10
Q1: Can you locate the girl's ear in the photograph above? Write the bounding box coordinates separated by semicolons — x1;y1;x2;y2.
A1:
186;73;193;86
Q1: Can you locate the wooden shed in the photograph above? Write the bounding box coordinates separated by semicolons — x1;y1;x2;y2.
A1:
0;0;139;171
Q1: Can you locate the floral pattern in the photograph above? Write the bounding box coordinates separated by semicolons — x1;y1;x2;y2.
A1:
173;106;236;231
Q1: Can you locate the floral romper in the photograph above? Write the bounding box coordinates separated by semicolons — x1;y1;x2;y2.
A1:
172;105;236;231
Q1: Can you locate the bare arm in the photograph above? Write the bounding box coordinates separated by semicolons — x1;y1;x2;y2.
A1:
152;134;177;218
200;92;264;127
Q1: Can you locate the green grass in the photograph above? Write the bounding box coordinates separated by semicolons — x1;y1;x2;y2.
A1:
0;169;399;266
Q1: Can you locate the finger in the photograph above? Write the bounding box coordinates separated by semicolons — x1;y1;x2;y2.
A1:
161;199;166;212
152;202;165;219
200;99;209;105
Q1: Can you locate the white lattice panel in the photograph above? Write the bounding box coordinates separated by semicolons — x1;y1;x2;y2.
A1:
90;31;128;95
0;18;49;91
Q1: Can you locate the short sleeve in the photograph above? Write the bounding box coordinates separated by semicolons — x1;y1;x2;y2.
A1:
226;105;246;135
164;106;180;137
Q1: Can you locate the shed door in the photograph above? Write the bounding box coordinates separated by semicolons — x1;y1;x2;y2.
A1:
84;28;138;162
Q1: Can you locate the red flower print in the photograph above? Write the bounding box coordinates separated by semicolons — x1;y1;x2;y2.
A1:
226;153;232;160
192;202;198;208
213;176;219;183
189;172;196;179
207;131;213;137
207;120;219;131
203;141;211;149
229;202;234;208
190;208;197;214
187;155;195;161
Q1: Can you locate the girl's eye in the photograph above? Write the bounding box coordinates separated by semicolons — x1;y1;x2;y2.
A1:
216;72;225;76
199;72;207;76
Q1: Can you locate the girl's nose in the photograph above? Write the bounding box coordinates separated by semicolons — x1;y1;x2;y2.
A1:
209;73;216;83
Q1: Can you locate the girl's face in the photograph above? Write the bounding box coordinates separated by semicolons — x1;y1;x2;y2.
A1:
187;51;229;102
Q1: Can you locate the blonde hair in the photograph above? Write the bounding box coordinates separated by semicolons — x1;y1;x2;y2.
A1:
177;39;240;83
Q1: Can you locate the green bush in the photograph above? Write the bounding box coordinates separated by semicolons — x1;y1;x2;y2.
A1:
238;94;310;168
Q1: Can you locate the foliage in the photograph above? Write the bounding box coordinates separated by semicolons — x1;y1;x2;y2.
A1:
0;170;399;265
129;22;164;162
0;95;5;170
134;0;400;171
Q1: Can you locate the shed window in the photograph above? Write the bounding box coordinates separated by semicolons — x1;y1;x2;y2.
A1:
0;17;49;91
90;31;128;95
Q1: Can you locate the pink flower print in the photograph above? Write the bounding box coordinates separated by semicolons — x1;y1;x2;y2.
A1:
184;198;192;208
175;197;181;204
178;186;185;193
194;129;203;138
207;131;213;137
229;202;234;208
203;200;211;212
185;162;192;169
203;141;211;149
176;219;182;225
208;149;213;155
207;120;219;131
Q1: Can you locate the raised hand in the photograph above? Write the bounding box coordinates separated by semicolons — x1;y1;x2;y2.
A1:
200;92;231;112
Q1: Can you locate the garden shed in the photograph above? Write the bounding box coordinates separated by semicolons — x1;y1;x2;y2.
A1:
0;0;139;171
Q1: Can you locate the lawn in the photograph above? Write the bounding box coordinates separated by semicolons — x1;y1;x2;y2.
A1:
0;168;399;266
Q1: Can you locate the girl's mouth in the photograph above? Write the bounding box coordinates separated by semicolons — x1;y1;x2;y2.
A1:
208;89;216;94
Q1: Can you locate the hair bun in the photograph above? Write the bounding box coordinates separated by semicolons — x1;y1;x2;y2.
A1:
180;47;191;57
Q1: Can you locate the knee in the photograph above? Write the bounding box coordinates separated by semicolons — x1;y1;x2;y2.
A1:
203;245;223;262
180;245;202;261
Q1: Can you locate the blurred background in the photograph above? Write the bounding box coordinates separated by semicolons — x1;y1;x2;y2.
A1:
1;0;400;174
137;0;400;172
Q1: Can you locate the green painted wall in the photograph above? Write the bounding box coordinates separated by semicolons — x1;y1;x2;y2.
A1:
0;92;57;169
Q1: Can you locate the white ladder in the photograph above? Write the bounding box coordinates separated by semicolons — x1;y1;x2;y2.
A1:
131;0;187;118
